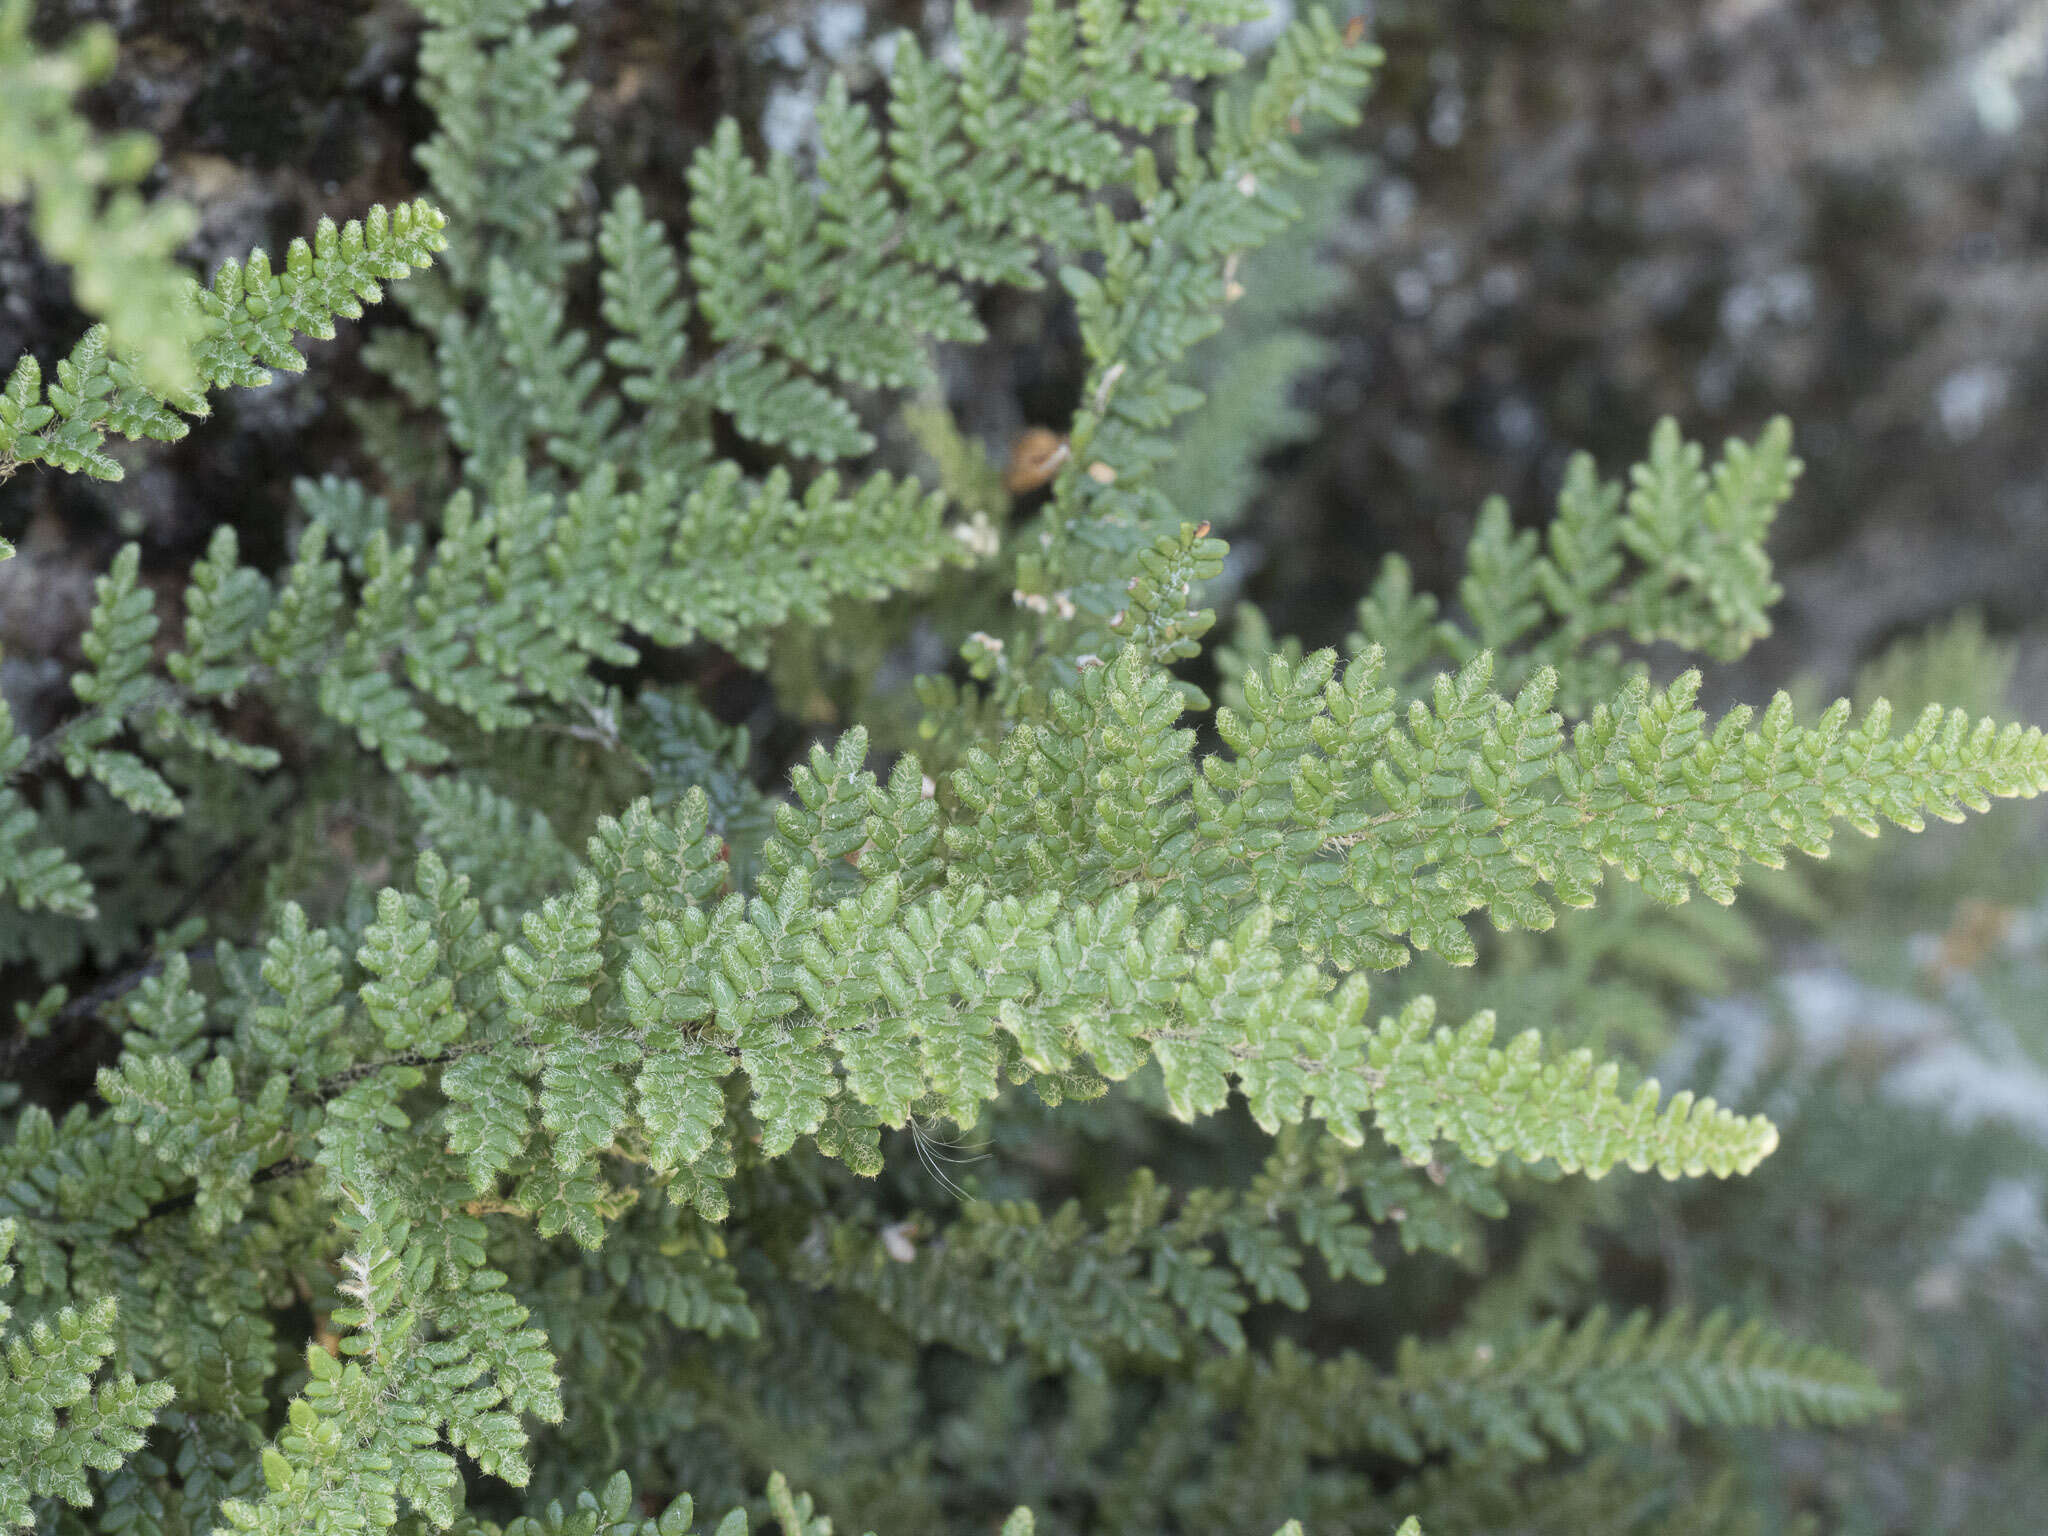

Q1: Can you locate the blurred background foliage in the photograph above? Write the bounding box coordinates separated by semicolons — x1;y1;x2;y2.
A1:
2;2;2045;1531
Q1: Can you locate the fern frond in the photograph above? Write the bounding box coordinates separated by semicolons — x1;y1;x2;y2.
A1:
1203;1306;1895;1468
0;699;95;919
0;1222;175;1528
1193;643;2048;970
1026;10;1378;576
797;1127;1500;1372
1354;418;1801;710
0;203;446;480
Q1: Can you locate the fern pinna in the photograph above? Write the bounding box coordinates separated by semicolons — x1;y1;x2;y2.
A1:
0;2;2040;1533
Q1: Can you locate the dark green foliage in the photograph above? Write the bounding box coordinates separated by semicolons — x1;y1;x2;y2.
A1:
1;4;2041;1534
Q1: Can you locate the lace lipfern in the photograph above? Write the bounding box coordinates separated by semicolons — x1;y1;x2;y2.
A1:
1;5;2039;1535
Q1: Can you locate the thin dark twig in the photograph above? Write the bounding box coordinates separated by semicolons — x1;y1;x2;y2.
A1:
137;1155;312;1227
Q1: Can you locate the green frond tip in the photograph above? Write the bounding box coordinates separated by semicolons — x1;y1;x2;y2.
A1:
1362;415;1800;705
0;1264;177;1527
1418;1304;1903;1456
0;198;446;480
1367;997;1779;1178
1216;1306;1896;1469
1203;641;2048;970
